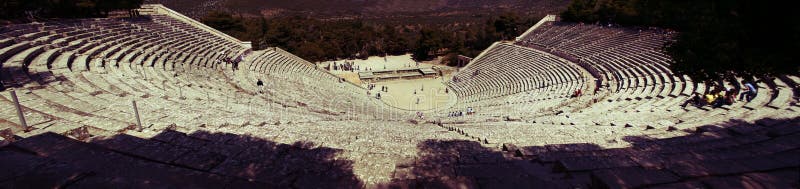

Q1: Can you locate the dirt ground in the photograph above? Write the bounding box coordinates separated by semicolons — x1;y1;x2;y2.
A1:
319;54;456;111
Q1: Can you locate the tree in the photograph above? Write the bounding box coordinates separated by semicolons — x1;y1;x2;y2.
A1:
1;0;143;21
412;28;446;61
493;13;522;40
201;11;245;32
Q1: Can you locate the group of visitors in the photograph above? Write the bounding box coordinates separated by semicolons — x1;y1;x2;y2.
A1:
367;83;387;91
448;111;464;117
681;80;758;109
330;61;360;72
447;107;475;117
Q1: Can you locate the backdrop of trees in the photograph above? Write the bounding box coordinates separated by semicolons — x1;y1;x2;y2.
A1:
1;0;143;21
561;0;799;81
201;11;541;66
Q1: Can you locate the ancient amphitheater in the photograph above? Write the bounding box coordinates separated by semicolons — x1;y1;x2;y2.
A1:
1;5;799;189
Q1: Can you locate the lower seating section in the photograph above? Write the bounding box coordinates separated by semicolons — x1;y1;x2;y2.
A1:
1;120;470;187
427;117;800;188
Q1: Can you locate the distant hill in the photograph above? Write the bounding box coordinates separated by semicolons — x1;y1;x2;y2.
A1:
143;0;569;24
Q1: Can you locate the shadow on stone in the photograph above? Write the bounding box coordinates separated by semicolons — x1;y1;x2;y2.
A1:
0;129;362;188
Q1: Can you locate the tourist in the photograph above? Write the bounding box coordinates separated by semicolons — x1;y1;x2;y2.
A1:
681;93;704;108
739;80;757;102
704;91;718;106
467;107;474;115
376;93;381;99
256;80;264;93
724;88;737;105
711;89;727;108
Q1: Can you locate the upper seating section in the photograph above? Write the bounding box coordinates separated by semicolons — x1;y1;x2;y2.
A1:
516;21;679;96
0;15;247;88
0;4;398;140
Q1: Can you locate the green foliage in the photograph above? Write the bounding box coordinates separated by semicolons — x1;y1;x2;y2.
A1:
1;0;143;21
412;28;447;61
561;0;800;81
493;13;521;40
200;11;245;32
205;11;541;64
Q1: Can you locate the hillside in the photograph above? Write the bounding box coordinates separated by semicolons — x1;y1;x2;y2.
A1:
144;0;569;23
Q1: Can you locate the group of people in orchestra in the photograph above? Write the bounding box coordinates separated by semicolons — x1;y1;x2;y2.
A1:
448;107;474;117
329;61;365;72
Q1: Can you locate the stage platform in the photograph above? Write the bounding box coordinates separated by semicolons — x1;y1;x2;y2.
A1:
359;67;439;81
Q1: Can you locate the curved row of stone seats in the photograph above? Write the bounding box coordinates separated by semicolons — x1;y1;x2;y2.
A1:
444;43;588;116
504;117;800;188
1;51;362;139
1;118;472;187
512;20;795;112
516;21;690;102
1;16;245;88
440;74;799;149
399;116;798;188
234;49;403;120
438;17;798;150
605;79;778;129
1;13;399;141
519;78;792;137
442;79;584;119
